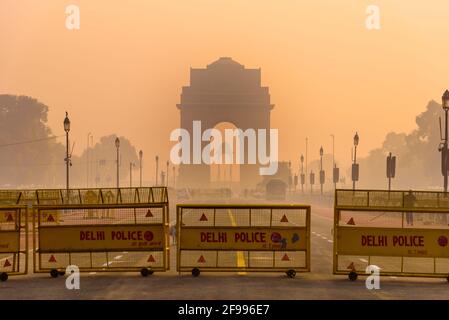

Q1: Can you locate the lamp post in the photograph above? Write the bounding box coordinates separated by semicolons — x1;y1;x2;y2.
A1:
352;132;359;190
300;154;305;192
305;137;308;190
129;162;135;187
64;112;71;190
166;160;169;187
87;132;92;188
441;90;449;193
319;146;324;195
155;156;159;186
115;137;120;188
139;150;143;187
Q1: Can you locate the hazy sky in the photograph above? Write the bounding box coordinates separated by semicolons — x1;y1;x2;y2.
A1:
1;0;449;177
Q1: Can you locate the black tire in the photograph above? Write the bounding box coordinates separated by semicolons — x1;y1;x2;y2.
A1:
348;271;358;281
141;268;149;277
58;271;66;276
148;268;154;275
50;269;59;278
286;269;296;278
0;272;8;282
192;267;200;277
446;275;449;283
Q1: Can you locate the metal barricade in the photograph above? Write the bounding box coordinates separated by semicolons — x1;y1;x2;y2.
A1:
177;204;310;278
33;187;169;277
0;204;28;281
334;189;449;281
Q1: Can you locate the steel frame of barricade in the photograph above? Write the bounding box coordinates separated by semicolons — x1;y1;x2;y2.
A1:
334;188;449;281
0;204;28;281
177;204;311;278
32;187;169;278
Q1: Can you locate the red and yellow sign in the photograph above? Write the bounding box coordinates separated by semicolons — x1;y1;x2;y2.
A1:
39;225;165;252
180;227;307;251
338;226;449;257
0;231;19;253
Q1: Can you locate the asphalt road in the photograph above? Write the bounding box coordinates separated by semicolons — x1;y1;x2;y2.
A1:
1;205;449;300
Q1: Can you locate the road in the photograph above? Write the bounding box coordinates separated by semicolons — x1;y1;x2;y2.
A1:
1;205;449;299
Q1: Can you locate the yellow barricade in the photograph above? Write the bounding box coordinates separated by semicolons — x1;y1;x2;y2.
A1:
0;205;28;281
177;204;310;278
33;187;169;277
334;189;449;281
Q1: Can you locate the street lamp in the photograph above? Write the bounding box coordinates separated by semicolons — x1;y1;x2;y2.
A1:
155;156;159;186
319;146;325;195
139;150;143;187
300;154;305;192
441;90;449;193
352;132;359;190
63;112;71;190
166;161;170;187
115;137;120;188
129;162;135;187
87;132;92;188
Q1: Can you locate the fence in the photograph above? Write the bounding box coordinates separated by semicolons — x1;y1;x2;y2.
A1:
334;189;449;280
177;204;310;278
33;187;169;277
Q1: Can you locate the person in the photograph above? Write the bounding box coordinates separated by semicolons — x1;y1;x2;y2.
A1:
403;190;416;226
169;224;177;245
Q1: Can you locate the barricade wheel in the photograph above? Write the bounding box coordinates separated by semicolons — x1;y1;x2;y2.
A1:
286;270;296;278
446;275;449;283
141;268;150;277
348;271;358;281
0;272;8;282
192;268;200;277
58;271;66;276
50;269;59;278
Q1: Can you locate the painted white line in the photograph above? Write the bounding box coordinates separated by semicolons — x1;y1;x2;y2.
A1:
390;276;397;279
359;258;369;263
114;255;123;260
327;240;333;243
89;272;97;275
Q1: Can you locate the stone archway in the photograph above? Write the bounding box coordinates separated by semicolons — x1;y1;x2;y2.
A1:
176;57;274;188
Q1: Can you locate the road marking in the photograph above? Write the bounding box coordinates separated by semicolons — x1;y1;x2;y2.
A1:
227;209;246;275
359;258;369;263
390;276;397;279
114;255;123;260
327;240;333;243
89;272;97;275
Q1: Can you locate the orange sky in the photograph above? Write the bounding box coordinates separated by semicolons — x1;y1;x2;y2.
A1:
1;0;449;178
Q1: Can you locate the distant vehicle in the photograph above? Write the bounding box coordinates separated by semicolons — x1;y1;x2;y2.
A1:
266;179;287;200
177;188;190;200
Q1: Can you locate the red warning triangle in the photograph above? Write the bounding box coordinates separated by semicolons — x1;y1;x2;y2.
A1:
147;255;155;262
281;254;290;261
198;255;206;263
280;214;289;223
47;214;55;222
347;262;356;271
346;217;355;225
199;214;208;222
6;214;13;222
48;255;57;263
146;209;153;217
3;259;11;267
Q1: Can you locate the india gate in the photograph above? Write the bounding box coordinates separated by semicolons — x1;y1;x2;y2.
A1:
176;57;274;189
